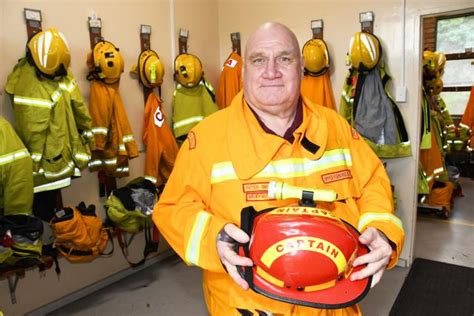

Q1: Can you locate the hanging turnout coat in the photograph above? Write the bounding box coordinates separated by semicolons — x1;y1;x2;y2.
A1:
5;58;94;192
143;92;179;186
172;80;219;141
0;117;33;216
300;72;337;111
340;65;411;158
88;80;139;177
154;91;404;316
216;52;242;109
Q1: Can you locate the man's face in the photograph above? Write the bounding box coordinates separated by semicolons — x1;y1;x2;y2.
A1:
243;26;303;112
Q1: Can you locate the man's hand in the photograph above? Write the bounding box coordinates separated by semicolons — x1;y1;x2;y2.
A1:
216;223;253;290
350;227;393;288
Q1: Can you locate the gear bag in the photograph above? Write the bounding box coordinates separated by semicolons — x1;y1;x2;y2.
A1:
50;202;111;263
0;215;43;269
105;177;159;267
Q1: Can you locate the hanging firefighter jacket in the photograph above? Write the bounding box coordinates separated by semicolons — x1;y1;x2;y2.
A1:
172;79;219;141
0;117;33;216
461;85;474;148
300;38;336;111
143;93;179;186
419;114;447;191
5;58;95;193
216;51;242;109
339;64;412;158
88;80;139;177
301;74;337;111
87;40;138;177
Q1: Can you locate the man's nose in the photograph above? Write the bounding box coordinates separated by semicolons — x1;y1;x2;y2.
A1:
262;59;281;79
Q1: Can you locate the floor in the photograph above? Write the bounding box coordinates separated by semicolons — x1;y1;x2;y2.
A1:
45;178;474;316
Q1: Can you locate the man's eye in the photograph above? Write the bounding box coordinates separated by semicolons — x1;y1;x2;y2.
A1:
278;56;292;64
252;57;266;65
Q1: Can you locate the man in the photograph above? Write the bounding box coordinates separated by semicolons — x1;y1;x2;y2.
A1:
153;22;404;315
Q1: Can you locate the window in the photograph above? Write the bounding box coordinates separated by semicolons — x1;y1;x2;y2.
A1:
435;13;474;116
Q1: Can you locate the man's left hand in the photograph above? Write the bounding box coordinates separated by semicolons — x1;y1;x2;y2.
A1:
350;227;393;288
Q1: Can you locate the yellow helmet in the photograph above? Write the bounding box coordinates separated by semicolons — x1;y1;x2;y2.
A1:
174;53;203;87
434;51;446;76
426;76;443;95
349;32;381;71
302;39;329;76
87;41;124;84
423;50;437;79
130;49;165;88
27;27;70;78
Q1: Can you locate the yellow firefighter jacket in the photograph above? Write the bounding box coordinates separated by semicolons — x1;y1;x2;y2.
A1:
153;91;405;316
301;73;337;111
0;117;33;216
88;80;138;177
5;58;94;193
143;92;179;186
172;80;219;141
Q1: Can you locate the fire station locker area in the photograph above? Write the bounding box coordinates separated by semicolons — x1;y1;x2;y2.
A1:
1;0;473;315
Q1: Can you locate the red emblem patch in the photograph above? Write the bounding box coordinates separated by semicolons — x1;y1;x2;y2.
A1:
321;170;352;184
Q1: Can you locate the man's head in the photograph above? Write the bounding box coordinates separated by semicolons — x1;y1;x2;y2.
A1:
243;22;303;115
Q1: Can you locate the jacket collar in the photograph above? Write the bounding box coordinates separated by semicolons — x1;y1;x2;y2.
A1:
227;92;328;180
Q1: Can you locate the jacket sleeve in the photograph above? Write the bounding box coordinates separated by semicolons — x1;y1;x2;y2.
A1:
11;93;50;172
0;118;33;216
152;134;228;273
67;74;95;149
89;81;112;151
349;126;405;269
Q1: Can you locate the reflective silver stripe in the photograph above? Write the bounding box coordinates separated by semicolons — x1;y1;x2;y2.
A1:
211;148;352;184
185;211;211;266
358;212;403;232
145;176;157;184
74;153;91;161
83;130;94;138
342;90;353;104
33;168;45;176
433;167;445;175
0;148;30;166
14;96;53;109
30;152;42;162
50;88;63;104
74;168;81;177
43;161;75;178
88;160;103;168
173;116;204;130
92;127;108;135
122;134;134;143
118;144;126;152
115;166;129;173
104;158;117;166
34;177;71;193
59;79;76;92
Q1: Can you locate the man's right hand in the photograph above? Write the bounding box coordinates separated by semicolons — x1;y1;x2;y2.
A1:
216;223;253;290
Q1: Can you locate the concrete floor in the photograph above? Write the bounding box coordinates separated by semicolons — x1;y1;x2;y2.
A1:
45;178;474;316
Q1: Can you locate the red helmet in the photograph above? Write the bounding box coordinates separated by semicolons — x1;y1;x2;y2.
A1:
238;205;371;309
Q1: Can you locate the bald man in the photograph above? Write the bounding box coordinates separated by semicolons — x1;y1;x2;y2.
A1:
153;22;404;315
